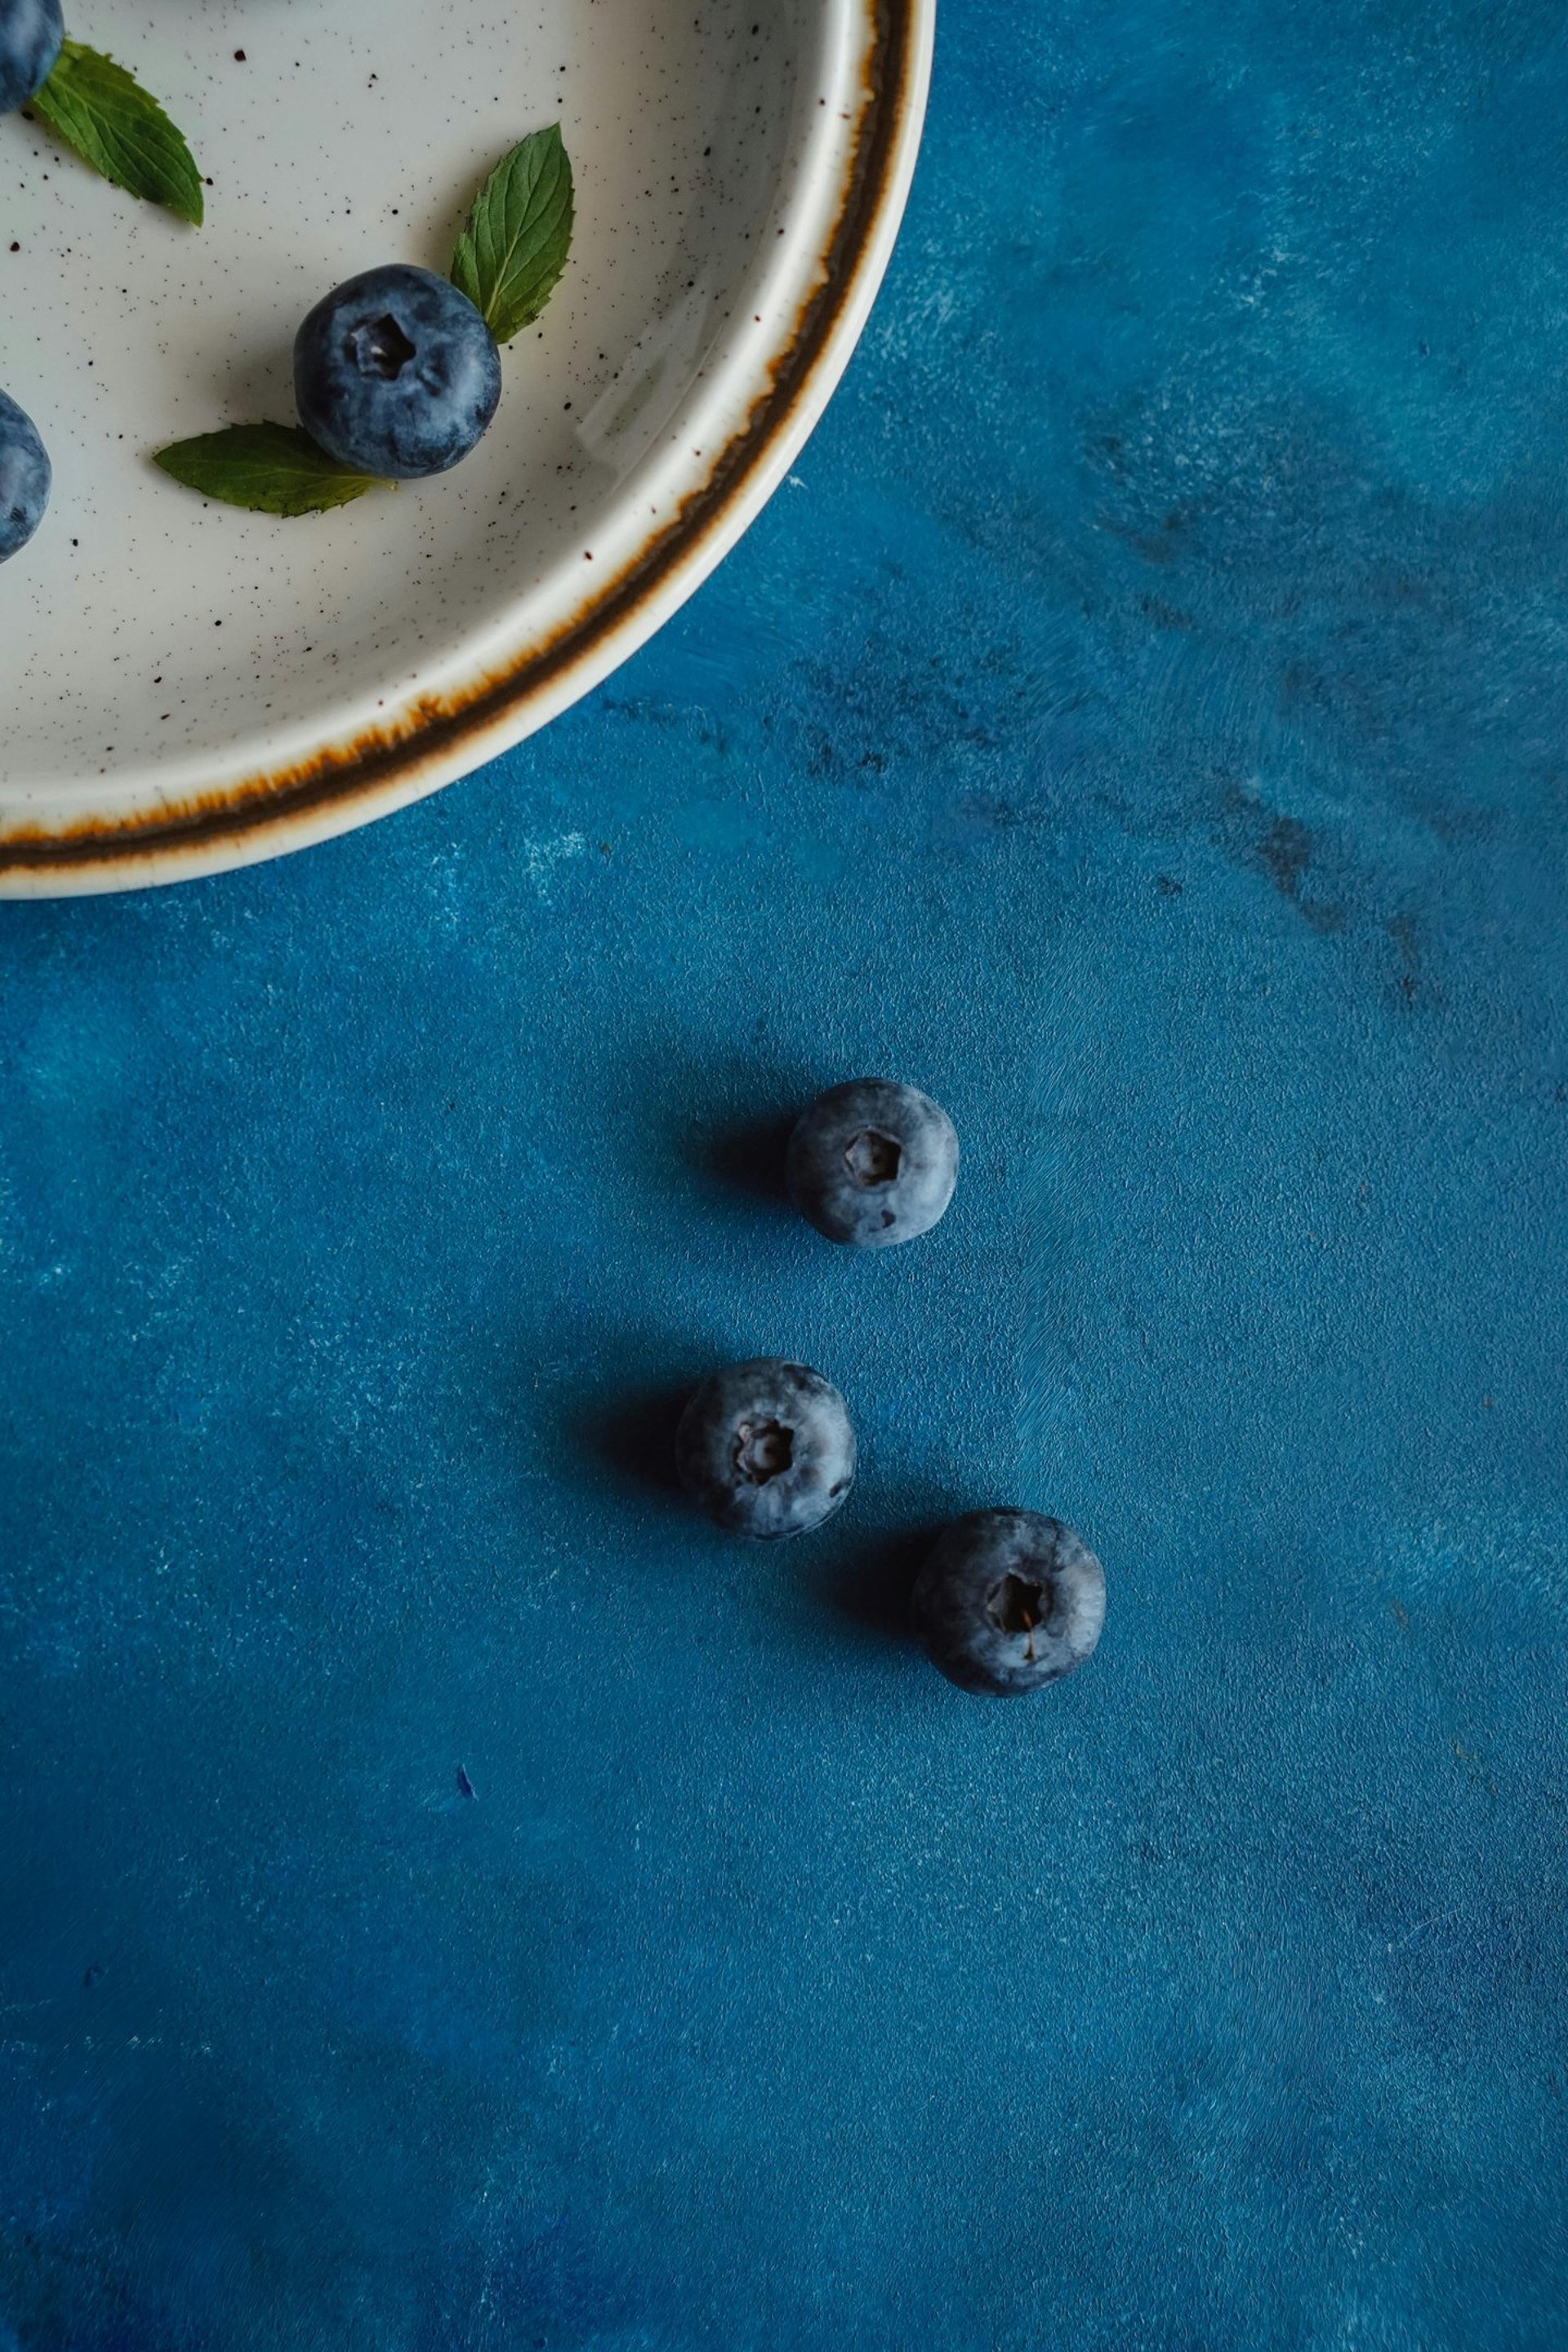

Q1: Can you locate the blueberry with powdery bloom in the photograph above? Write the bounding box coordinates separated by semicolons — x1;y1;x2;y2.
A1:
786;1079;959;1248
911;1511;1106;1695
0;0;62;116
0;390;51;562
293;265;501;479
675;1359;857;1539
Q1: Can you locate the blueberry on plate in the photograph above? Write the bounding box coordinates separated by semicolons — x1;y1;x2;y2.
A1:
786;1078;958;1248
293;265;502;479
0;0;63;116
911;1510;1105;1695
0;390;51;563
675;1358;857;1539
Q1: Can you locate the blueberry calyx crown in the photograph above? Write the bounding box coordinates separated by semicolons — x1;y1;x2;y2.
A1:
987;1569;1065;1664
350;313;418;381
844;1129;902;1187
733;1419;793;1485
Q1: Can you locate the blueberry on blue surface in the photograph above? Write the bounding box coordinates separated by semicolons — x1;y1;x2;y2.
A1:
911;1511;1105;1695
293;265;502;480
0;0;62;116
786;1079;959;1247
675;1359;857;1539
0;390;51;563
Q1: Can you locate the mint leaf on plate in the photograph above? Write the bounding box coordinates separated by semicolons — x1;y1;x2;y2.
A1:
153;424;391;516
450;123;573;344
30;41;204;225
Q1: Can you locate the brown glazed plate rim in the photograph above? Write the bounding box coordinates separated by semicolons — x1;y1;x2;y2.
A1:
0;0;933;897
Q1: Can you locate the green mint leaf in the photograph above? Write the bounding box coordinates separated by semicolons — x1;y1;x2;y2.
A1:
30;40;203;225
450;122;573;344
153;425;390;517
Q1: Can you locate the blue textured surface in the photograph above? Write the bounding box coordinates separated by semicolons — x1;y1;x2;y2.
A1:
4;0;1568;2342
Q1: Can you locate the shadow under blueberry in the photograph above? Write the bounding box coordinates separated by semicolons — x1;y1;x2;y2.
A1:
688;1107;799;1206
568;1378;694;1499
809;1518;951;1650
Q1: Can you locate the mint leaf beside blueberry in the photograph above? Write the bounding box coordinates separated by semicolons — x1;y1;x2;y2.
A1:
450;123;574;345
29;38;203;223
154;127;572;519
152;424;390;516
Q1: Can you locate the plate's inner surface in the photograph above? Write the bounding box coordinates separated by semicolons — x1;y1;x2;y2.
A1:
3;0;828;794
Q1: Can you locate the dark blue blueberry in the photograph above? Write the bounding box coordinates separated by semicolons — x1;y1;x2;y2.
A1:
0;0;62;115
675;1359;857;1539
786;1078;959;1248
293;265;502;480
0;390;51;564
911;1510;1105;1695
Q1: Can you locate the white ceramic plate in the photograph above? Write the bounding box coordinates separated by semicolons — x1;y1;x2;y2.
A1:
0;0;929;894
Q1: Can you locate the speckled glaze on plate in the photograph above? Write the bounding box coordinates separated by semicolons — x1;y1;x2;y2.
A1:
0;0;930;894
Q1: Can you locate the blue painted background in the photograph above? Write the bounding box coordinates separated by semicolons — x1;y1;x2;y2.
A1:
4;0;1567;2343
